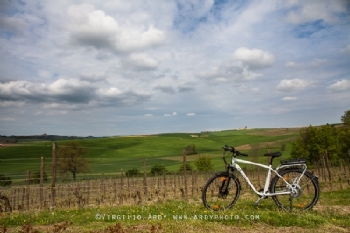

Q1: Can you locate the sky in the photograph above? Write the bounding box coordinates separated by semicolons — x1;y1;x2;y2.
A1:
0;0;349;137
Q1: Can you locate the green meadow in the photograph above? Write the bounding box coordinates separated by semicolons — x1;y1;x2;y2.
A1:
0;188;349;232
0;128;299;182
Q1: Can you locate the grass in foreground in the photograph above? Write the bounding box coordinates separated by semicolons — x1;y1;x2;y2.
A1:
0;188;349;232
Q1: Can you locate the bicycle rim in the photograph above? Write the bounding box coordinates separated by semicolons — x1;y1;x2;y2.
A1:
271;168;319;211
202;173;240;211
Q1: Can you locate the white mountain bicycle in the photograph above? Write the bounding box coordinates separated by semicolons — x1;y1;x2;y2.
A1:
202;145;320;212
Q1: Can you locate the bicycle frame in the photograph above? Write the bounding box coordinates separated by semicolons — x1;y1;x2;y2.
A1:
229;156;307;199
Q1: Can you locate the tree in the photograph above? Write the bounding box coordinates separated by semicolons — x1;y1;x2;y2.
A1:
57;141;90;180
126;168;140;177
341;109;350;126
150;164;167;175
195;155;214;172
184;144;197;155
290;125;339;164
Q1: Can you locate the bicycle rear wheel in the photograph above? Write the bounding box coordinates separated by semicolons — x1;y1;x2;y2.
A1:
270;168;319;211
202;172;241;211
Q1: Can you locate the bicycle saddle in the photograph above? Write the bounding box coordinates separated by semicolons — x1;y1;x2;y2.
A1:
263;151;282;158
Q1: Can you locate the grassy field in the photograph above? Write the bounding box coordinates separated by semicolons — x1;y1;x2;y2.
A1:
0;128;299;182
0;188;349;232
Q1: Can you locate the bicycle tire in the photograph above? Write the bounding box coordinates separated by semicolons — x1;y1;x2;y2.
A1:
202;172;241;211
270;168;320;211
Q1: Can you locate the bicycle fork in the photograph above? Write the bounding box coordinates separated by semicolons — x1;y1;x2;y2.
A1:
219;177;230;198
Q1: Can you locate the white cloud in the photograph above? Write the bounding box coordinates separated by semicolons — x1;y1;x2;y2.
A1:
282;96;298;101
0;79;151;108
187;113;196;116
197;61;261;85
0;15;27;34
285;61;303;68
67;4;119;50
38;70;52;79
0;117;15;121
116;25;165;52
164;112;177;117
327;79;350;92
310;59;327;67
285;0;347;24
144;114;153;117
66;4;165;52
47;110;69;115
43;103;71;109
285;59;327;69
0;100;25;108
232;47;275;69
251;87;261;94
122;53;158;71
276;79;310;92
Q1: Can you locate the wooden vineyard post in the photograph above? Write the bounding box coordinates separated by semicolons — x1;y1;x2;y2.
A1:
143;159;148;200
191;169;194;198
40;157;44;209
26;170;31;211
324;150;332;189
348;150;350;173
163;171;166;199
101;173;105;203
87;179;90;205
173;172;176;198
51;142;57;209
120;168;124;205
183;150;188;201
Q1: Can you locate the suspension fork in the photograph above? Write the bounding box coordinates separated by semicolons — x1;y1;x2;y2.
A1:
219;176;231;195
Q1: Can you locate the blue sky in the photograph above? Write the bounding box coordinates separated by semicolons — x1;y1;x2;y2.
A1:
0;0;349;136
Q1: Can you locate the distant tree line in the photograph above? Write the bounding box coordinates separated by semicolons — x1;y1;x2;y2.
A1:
125;145;214;177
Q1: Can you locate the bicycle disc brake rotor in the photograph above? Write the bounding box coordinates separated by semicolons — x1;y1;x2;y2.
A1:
289;184;302;198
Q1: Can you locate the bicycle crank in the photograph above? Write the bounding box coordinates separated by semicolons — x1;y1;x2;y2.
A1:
257;188;269;199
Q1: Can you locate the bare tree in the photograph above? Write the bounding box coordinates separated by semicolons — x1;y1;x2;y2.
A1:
57;141;90;180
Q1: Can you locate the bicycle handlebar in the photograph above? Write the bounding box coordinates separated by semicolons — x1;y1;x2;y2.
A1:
222;145;248;156
221;145;247;166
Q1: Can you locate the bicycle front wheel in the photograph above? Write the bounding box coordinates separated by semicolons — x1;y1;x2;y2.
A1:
202;172;241;211
270;168;320;211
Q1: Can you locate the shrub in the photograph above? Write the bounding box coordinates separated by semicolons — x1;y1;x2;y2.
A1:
150;164;167;175
30;171;48;184
195;155;214;172
126;168;140;177
0;173;12;186
178;163;194;172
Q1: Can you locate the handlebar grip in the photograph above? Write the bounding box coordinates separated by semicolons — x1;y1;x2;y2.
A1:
222;145;231;151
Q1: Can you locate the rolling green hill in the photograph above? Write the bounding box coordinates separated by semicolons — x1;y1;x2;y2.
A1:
0;128;300;182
